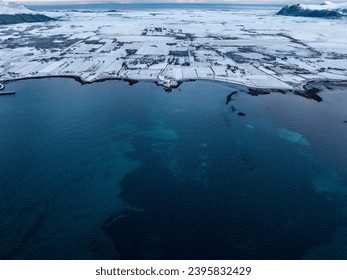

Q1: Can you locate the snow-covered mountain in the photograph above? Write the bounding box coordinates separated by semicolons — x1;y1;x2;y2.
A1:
0;1;54;24
0;1;34;15
277;1;347;18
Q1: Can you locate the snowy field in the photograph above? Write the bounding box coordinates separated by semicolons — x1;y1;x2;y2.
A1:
0;7;347;89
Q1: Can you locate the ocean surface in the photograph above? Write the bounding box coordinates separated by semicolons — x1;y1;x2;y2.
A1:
0;78;347;259
28;3;282;12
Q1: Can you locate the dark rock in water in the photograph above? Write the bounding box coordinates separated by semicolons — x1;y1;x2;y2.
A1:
277;4;343;18
343;120;347;124
123;78;138;86
226;91;237;105
277;89;287;94
0;14;54;25
238;112;246;117
296;87;323;102
248;88;272;96
0;91;16;96
164;87;172;93
248;85;323;102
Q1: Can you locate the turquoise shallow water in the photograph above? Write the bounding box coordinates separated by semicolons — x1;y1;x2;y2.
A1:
0;78;346;259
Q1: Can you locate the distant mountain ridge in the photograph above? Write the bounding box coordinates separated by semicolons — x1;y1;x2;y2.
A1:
277;1;347;18
0;1;54;24
0;1;34;14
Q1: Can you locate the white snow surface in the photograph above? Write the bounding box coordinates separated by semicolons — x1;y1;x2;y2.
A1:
0;6;346;89
0;1;34;15
300;1;347;12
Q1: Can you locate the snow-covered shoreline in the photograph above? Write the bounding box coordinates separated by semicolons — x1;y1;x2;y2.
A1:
4;73;347;102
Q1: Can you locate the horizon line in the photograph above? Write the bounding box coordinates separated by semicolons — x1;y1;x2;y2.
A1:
25;2;286;5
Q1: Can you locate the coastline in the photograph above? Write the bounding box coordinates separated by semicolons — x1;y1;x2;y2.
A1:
3;74;347;102
1;8;347;98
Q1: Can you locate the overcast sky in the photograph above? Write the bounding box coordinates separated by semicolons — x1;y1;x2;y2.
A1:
4;0;346;5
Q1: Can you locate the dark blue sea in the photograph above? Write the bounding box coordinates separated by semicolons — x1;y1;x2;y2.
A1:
0;78;347;259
